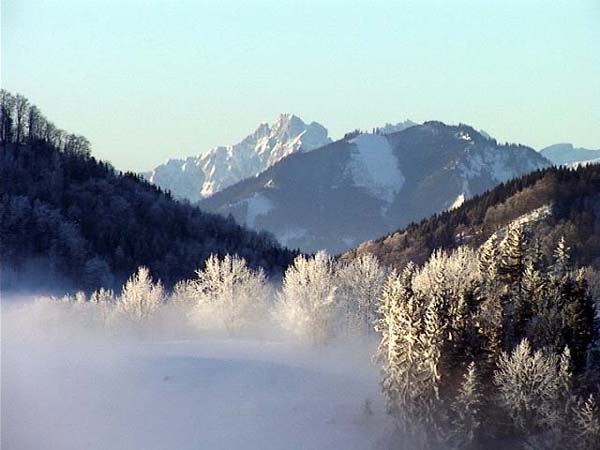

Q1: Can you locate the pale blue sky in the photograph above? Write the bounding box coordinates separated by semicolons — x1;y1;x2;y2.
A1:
2;0;599;171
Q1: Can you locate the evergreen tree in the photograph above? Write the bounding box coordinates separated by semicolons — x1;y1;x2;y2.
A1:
573;395;600;450
478;234;499;278
563;269;598;371
498;223;527;285
449;362;482;450
551;236;570;280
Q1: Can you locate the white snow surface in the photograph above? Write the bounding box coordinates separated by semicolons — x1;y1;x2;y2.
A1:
510;204;553;227
349;134;404;204
450;194;465;210
3;299;391;450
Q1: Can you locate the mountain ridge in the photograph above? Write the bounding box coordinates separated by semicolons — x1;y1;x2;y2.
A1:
201;122;550;254
145;114;331;201
540;142;600;167
342;163;600;270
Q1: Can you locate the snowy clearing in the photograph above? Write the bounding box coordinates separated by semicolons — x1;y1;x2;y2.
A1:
349;134;404;204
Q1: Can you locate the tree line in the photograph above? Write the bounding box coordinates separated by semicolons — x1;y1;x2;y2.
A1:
50;227;600;449
1;90;91;156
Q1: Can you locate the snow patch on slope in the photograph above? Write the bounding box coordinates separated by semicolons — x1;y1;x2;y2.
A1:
511;204;553;227
244;193;273;227
450;194;465;210
348;134;404;204
570;157;600;168
277;227;308;247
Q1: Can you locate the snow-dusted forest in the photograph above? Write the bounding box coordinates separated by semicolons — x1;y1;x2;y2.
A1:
4;226;600;450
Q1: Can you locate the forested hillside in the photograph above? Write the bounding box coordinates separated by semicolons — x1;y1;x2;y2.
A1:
0;91;296;292
344;164;600;270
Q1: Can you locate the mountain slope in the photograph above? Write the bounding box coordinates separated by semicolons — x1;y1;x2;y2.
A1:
343;164;600;270
0;94;296;292
541;143;600;166
201;122;550;254
146;114;331;201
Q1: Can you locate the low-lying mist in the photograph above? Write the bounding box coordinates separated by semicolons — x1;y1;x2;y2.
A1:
2;288;393;450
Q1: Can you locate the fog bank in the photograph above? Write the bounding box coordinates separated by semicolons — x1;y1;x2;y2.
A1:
2;297;393;450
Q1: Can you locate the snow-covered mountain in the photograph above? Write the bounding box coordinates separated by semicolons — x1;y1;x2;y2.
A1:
146;114;331;201
540;143;600;167
200;122;551;254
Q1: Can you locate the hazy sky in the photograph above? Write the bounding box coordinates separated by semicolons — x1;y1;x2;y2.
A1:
2;0;599;171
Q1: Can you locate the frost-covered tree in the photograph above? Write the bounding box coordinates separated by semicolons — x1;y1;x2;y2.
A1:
376;262;448;444
117;266;164;321
57;291;87;303
498;223;528;347
478;233;499;278
449;362;482;450
376;266;430;431
413;248;480;379
375;236;599;448
335;254;386;336
493;340;573;435
90;287;115;327
498;222;527;285
170;279;196;307
276;251;337;345
573;395;600;450
551;236;570;280
189;254;269;334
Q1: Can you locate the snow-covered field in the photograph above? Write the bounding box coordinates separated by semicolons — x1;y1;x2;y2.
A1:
2;299;392;450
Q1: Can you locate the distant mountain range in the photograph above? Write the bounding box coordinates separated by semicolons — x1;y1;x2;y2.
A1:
144;114;331;202
540;143;600;167
200;122;550;254
144;116;421;202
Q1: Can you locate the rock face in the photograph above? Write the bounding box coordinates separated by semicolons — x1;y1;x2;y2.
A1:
540;143;600;167
200;122;551;254
146;114;331;201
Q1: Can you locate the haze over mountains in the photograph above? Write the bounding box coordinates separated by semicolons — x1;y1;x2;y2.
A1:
540;143;600;167
201;122;550;253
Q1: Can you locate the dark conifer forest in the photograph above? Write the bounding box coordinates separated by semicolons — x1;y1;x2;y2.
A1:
346;164;600;271
0;91;296;292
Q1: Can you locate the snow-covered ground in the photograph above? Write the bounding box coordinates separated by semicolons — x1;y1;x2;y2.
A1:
2;300;391;450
